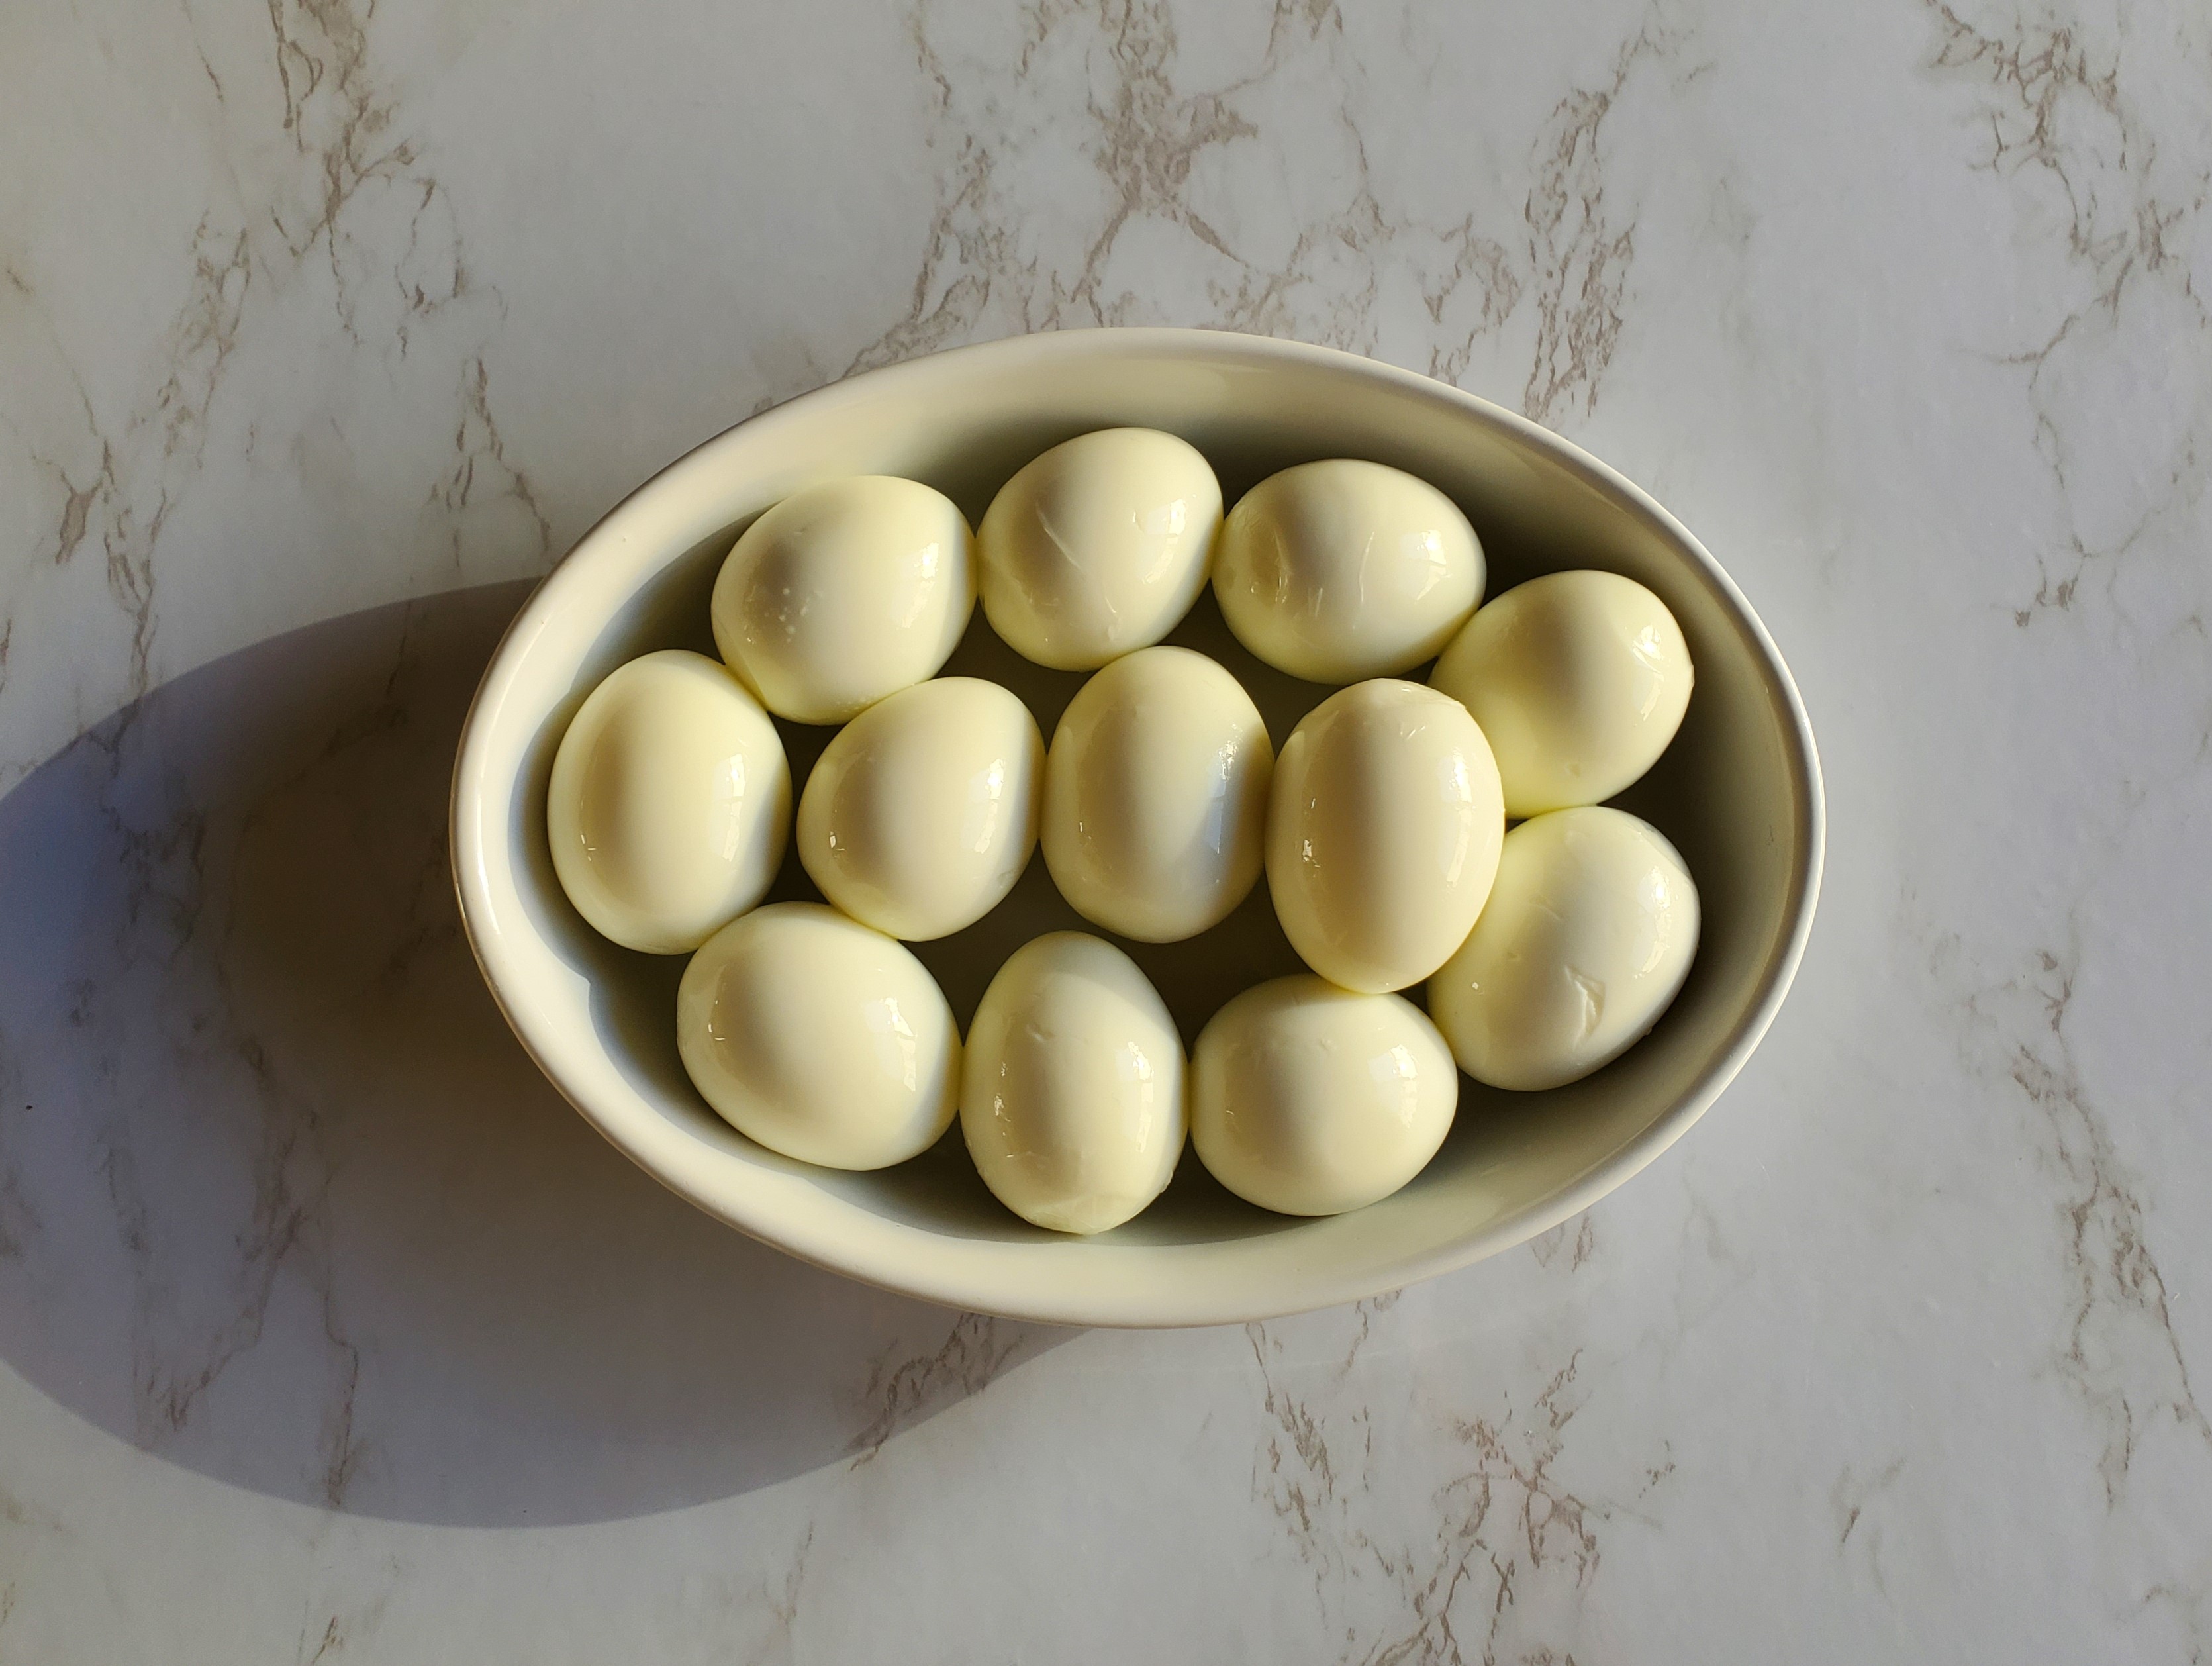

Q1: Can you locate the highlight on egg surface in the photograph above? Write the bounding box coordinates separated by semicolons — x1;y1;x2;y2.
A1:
797;676;1044;942
1264;678;1506;994
1041;646;1274;944
1427;805;1700;1091
1429;569;1693;819
546;649;791;955
959;932;1188;1234
977;427;1222;671
1214;458;1484;683
1192;975;1457;1217
711;475;977;725
677;903;962;1170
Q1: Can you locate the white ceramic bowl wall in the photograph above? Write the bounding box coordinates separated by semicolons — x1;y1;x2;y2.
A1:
451;328;1824;1328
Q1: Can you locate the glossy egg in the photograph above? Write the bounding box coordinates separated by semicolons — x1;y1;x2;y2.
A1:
1427;806;1700;1091
1214;458;1484;682
959;932;1187;1234
1040;646;1274;944
546;649;790;954
1429;569;1693;818
1191;975;1457;1216
711;475;976;725
797;677;1044;941
977;427;1222;670
677;903;961;1169
1265;679;1504;993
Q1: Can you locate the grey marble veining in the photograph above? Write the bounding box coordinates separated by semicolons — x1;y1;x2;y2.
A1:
1;1;2208;1659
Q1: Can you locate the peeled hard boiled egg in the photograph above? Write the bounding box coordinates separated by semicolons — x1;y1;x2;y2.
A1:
960;932;1187;1234
1427;806;1700;1091
1214;459;1484;682
546;649;790;954
977;428;1222;670
711;475;977;725
797;677;1043;941
1429;569;1692;818
677;903;960;1169
1265;679;1505;993
1041;646;1274;944
1191;975;1457;1216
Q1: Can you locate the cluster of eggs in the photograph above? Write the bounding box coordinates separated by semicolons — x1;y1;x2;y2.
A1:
547;429;1699;1234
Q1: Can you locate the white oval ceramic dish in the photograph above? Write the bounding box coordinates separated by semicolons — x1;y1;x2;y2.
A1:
450;328;1824;1328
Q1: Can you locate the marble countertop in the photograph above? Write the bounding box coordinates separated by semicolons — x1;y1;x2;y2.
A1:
3;1;2207;1659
